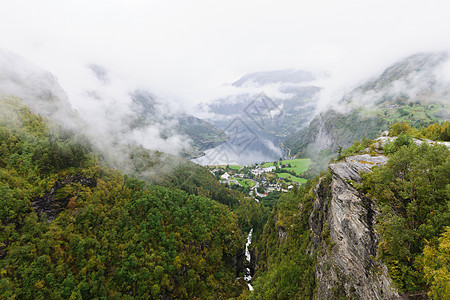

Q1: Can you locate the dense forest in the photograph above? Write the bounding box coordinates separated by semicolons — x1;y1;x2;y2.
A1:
0;97;264;299
250;180;318;299
1;94;449;299
250;122;450;299
362;123;450;297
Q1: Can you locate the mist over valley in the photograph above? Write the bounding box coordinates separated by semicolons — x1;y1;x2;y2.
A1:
1;1;450;299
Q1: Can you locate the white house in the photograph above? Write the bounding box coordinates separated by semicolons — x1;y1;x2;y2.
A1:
220;172;231;181
262;166;276;173
251;166;276;176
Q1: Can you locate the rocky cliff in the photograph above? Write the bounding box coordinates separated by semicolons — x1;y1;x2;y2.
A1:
309;154;401;299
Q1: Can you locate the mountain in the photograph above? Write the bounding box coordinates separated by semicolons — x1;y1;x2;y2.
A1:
0;50;227;159
0;52;270;298
129;90;227;158
356;52;449;100
232;69;315;87
0;51;237;207
177;115;228;152
209;69;319;137
251;129;450;299
0;97;250;298
2;49;449;299
0;49;79;128
283;53;450;161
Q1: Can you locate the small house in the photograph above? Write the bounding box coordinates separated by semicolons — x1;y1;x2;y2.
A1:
220;172;230;181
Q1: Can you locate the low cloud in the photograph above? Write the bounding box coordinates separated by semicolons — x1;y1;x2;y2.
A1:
2;0;450;169
2;0;450;115
0;49;193;172
314;52;450;115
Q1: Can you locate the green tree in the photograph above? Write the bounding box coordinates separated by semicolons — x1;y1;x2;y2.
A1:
423;227;450;300
363;142;450;292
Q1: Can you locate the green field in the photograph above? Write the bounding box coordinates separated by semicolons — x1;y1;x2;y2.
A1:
236;177;256;188
262;161;279;168
228;165;243;170
263;158;311;174
206;164;242;170
262;158;311;184
381;103;450;125
282;158;311;174
277;173;307;183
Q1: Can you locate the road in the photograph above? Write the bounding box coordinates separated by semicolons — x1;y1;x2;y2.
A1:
248;179;265;198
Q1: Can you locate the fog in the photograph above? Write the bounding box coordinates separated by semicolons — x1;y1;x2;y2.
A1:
1;0;450;166
2;0;450;109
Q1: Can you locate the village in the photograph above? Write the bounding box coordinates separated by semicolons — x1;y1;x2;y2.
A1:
208;158;311;200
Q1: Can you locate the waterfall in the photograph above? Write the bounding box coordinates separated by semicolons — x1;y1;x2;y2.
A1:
244;228;254;291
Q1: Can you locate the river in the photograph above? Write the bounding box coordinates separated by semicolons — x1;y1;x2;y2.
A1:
244;228;254;291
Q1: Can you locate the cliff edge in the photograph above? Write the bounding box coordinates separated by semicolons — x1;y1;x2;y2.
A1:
309;154;401;299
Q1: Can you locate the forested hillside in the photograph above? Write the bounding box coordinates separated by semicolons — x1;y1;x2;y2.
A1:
1;94;449;299
284;53;450;168
361;124;450;296
0;97;248;299
2;0;450;297
129;90;228;158
251;122;450;299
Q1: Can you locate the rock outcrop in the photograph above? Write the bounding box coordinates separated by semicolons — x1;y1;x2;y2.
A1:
310;154;401;299
31;173;97;221
373;133;450;151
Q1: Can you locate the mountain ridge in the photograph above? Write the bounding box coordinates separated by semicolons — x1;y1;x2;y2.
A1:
0;50;228;159
283;52;450;164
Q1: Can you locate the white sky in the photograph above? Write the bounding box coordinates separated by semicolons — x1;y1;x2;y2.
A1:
1;0;450;107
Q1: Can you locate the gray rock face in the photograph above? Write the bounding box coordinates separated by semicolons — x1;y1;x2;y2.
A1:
373;135;450;150
307;115;336;153
310;155;401;300
330;154;389;182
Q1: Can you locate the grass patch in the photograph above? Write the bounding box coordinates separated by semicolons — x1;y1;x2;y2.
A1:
262;162;277;168
281;158;312;174
262;158;311;183
228;165;243;170
262;158;311;174
381;103;450;125
236;177;256;188
276;173;307;183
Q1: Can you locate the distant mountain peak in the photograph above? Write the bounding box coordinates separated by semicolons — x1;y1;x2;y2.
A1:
0;49;73;124
360;52;449;93
88;64;110;84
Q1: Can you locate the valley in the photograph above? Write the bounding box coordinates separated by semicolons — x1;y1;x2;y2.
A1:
207;158;311;203
203;157;313;293
193;70;321;165
2;0;450;298
0;48;449;300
